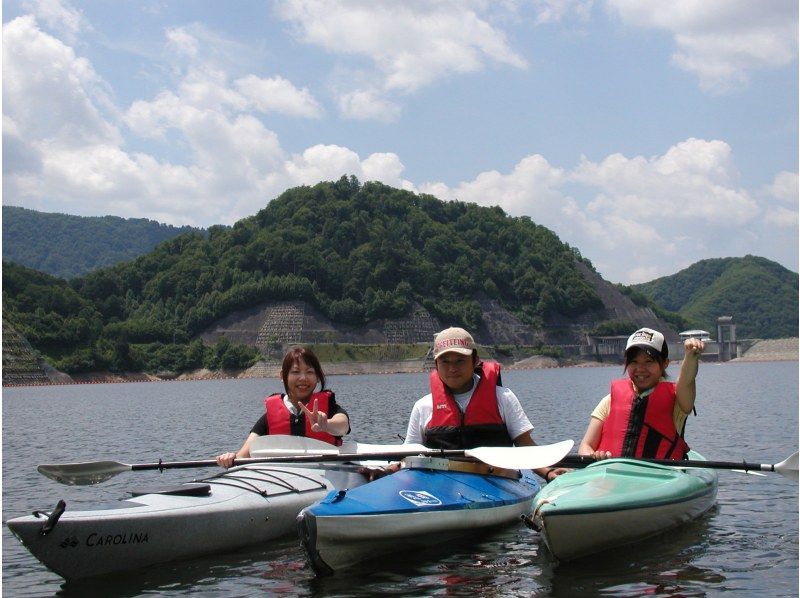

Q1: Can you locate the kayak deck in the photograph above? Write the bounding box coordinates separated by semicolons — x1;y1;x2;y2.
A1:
298;457;541;575
7;464;365;580
531;451;718;561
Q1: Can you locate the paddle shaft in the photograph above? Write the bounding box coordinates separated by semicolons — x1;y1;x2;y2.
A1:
37;440;575;485
130;449;507;471
557;454;794;476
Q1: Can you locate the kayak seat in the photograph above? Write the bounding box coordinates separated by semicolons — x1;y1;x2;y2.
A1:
128;483;211;498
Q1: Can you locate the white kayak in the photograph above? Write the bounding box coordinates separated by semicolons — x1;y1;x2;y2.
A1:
6;462;366;581
6;436;369;581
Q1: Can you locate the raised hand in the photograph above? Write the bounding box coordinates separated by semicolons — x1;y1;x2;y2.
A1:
683;337;704;357
300;398;329;432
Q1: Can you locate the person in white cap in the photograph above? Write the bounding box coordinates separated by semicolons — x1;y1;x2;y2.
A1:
399;326;566;483
578;327;705;461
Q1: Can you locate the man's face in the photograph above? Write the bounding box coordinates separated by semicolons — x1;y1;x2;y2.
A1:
435;352;476;394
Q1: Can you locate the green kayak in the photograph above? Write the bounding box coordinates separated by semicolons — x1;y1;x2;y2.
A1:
530;451;718;561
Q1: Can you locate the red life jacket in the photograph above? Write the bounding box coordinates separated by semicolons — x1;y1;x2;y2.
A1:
264;390;342;446
597;379;690;459
423;361;513;449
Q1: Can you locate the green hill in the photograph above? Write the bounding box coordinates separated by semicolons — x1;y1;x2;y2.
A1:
2;205;203;279
631;256;798;339
8;178;793;377
3;177;604;374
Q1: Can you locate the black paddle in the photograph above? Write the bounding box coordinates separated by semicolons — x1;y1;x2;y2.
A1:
555;451;798;480
38;440;575;485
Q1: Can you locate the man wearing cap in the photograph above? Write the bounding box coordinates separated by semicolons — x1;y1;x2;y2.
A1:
578;327;705;461
401;327;564;483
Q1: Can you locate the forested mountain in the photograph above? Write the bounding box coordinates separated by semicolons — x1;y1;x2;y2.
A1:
3;177;603;374
5;178;793;377
631;256;798;339
2;205;203;279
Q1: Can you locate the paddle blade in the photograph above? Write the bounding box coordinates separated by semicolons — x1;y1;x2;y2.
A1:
775;451;799;481
467;439;574;470
38;461;132;486
344;441;429;455
250;435;340;457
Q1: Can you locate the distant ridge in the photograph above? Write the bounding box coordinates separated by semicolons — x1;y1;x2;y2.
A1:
2;205;204;279
632;255;798;339
3;179;796;381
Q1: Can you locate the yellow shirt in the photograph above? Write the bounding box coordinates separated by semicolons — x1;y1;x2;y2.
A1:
590;380;689;433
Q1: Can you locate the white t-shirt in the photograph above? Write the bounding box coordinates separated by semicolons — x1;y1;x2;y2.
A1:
403;373;533;445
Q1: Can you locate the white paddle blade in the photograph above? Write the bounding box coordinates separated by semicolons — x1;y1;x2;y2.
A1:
466;439;574;470
249;435;340;457
343;441;429;455
775;451;799;481
37;461;132;486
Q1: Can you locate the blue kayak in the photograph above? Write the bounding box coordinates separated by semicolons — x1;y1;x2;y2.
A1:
297;456;541;575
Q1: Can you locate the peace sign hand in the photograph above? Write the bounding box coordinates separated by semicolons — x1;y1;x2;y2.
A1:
300;399;328;433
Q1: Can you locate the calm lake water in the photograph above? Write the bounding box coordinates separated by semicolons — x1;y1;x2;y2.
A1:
3;361;798;597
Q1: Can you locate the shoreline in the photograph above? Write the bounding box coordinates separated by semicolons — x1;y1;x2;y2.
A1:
3;352;797;388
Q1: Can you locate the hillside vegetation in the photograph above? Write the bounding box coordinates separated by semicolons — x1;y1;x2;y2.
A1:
2;205;202;279
2;177;602;374
632;256;798;339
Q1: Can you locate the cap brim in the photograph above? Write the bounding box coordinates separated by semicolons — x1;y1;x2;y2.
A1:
434;347;473;359
626;344;662;359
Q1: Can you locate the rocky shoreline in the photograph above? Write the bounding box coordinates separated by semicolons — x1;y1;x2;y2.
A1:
5;339;796;387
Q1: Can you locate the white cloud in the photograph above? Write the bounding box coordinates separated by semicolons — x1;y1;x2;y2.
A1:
607;0;798;93
235;75;324;118
767;170;799;203
3;14;414;226
275;0;527;120
3;5;794;282
178;67;249;113
573;138;758;225
337;88;401;122
27;0;87;43
427;154;566;219
2;15;119;147
418;138;776;283
283;144;414;192
764;205;799;229
761;171;799;230
166;26;200;58
532;0;594;25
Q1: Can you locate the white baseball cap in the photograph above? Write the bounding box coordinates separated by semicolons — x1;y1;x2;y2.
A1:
625;327;668;360
433;327;475;359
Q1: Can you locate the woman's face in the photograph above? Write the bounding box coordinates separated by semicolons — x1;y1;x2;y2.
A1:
285;358;319;402
626;352;666;392
435;352;476;394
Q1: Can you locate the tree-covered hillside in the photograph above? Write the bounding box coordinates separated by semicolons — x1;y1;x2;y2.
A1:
3;261;260;374
2;205;203;279
631;256;798;339
3;177;602;373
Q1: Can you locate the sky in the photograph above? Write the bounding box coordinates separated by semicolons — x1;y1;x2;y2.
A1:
2;0;797;284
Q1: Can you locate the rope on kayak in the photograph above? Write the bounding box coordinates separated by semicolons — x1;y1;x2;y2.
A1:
195;465;328;498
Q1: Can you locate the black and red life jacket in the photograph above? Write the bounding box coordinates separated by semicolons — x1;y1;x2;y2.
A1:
264;390;342;446
598;379;689;459
423;361;513;449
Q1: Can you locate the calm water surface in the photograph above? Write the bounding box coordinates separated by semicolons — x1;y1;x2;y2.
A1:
3;361;798;596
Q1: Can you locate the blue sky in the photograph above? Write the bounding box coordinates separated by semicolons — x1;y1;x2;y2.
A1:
2;0;797;284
